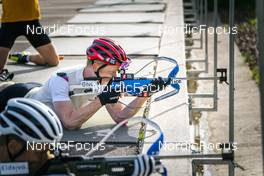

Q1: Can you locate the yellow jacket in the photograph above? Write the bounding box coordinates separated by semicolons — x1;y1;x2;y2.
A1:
1;0;41;23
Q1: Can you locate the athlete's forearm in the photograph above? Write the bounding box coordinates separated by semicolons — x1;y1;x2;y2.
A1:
107;97;148;123
67;99;102;129
123;97;148;117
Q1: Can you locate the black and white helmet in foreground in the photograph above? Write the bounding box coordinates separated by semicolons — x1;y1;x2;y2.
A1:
0;98;63;143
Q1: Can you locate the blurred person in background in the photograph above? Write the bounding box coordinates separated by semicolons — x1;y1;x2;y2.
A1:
0;0;63;81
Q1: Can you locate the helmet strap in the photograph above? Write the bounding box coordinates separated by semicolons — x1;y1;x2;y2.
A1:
6;136;27;162
94;64;108;83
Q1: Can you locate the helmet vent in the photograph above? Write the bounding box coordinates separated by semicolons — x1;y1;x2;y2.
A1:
5;111;41;140
21;101;57;137
8;107;53;141
55;120;62;134
14;127;23;136
48;110;54;117
0;116;9;128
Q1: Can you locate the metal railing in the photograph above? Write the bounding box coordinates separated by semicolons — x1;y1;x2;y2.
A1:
183;0;236;175
256;0;264;174
185;0;219;113
228;0;235;175
185;0;208;73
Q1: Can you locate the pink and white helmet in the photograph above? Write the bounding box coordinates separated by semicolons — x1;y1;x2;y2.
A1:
86;38;131;69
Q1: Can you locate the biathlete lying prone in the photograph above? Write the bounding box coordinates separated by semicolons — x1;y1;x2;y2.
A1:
0;38;167;130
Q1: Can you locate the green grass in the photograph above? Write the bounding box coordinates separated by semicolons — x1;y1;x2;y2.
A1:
251;67;260;85
241;52;259;85
238;19;259;85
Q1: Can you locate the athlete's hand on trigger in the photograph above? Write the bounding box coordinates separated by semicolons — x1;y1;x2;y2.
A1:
150;77;169;92
139;77;169;97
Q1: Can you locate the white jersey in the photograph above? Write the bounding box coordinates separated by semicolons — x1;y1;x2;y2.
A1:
25;65;98;110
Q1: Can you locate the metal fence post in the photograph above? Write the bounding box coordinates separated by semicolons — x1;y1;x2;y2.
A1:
228;0;235;175
213;0;218;111
200;0;204;49
192;160;197;176
256;0;264;174
204;0;209;73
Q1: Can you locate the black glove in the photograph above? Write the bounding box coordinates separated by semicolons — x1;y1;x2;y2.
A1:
98;80;120;105
149;77;169;92
98;91;120;105
140;77;169;97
